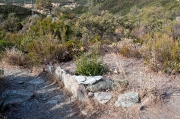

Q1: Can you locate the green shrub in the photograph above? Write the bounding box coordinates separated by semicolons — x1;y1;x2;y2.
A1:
75;53;106;76
142;32;180;72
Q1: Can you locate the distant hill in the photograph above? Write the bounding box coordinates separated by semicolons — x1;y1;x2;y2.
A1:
71;0;179;16
95;0;179;15
0;5;39;19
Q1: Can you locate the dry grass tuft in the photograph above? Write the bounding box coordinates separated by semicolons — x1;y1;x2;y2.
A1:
3;47;25;66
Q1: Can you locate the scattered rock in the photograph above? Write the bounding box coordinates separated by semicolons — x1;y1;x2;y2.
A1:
18;81;24;84
28;77;44;85
94;92;112;104
74;76;86;84
171;70;177;75
88;92;94;97
52;95;64;100
46;100;58;104
75;76;103;85
176;16;180;22
47;14;52;18
109;66;119;74
163;77;170;82
47;64;55;73
86;79;114;92
114;92;139;107
81;110;88;115
1;89;34;110
41;97;47;102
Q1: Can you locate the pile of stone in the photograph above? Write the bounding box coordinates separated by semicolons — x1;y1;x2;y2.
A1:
54;66;139;107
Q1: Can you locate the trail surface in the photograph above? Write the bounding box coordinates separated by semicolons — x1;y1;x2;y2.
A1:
0;65;83;119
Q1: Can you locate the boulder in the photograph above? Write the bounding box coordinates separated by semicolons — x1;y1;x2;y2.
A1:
114;92;139;107
94;92;112;104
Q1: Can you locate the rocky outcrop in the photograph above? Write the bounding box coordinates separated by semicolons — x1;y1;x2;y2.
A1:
0;85;34;110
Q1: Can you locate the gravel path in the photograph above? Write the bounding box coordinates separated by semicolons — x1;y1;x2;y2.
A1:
0;65;83;119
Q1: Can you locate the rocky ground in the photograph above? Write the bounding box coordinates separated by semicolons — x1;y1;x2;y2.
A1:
0;64;83;119
61;52;180;119
1;52;180;119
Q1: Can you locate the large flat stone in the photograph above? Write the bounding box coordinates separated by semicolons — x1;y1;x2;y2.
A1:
1;88;34;110
75;76;103;85
74;76;86;84
94;92;112;104
114;91;139;108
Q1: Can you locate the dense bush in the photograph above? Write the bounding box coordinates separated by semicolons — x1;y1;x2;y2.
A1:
75;53;106;76
75;11;120;41
0;5;38;20
142;33;180;72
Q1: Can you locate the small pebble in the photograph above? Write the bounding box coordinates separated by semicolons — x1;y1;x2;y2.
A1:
18;81;24;84
81;110;88;115
88;92;94;97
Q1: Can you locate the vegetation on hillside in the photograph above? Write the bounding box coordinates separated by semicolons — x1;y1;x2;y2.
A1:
0;5;33;19
0;0;180;74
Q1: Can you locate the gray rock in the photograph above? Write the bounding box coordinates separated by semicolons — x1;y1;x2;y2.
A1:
1;89;34;110
52;17;59;23
47;64;55;73
28;77;44;85
85;76;103;84
88;92;94;97
52;95;64;100
18;81;24;84
41;97;47;101
163;77;170;82
47;14;52;18
46;100;58;104
74;76;86;84
86;79;114;92
176;16;180;21
94;92;112;104
81;110;88;115
114;92;139;108
75;76;103;85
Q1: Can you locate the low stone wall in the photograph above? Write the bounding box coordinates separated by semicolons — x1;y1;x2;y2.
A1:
54;66;89;103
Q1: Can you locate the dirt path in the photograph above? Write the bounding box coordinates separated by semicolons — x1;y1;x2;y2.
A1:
0;65;83;119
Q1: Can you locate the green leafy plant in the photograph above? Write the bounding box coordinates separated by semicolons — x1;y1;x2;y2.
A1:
75;53;106;76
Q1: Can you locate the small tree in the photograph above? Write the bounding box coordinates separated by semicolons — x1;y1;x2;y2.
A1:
1;13;21;33
36;0;52;10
